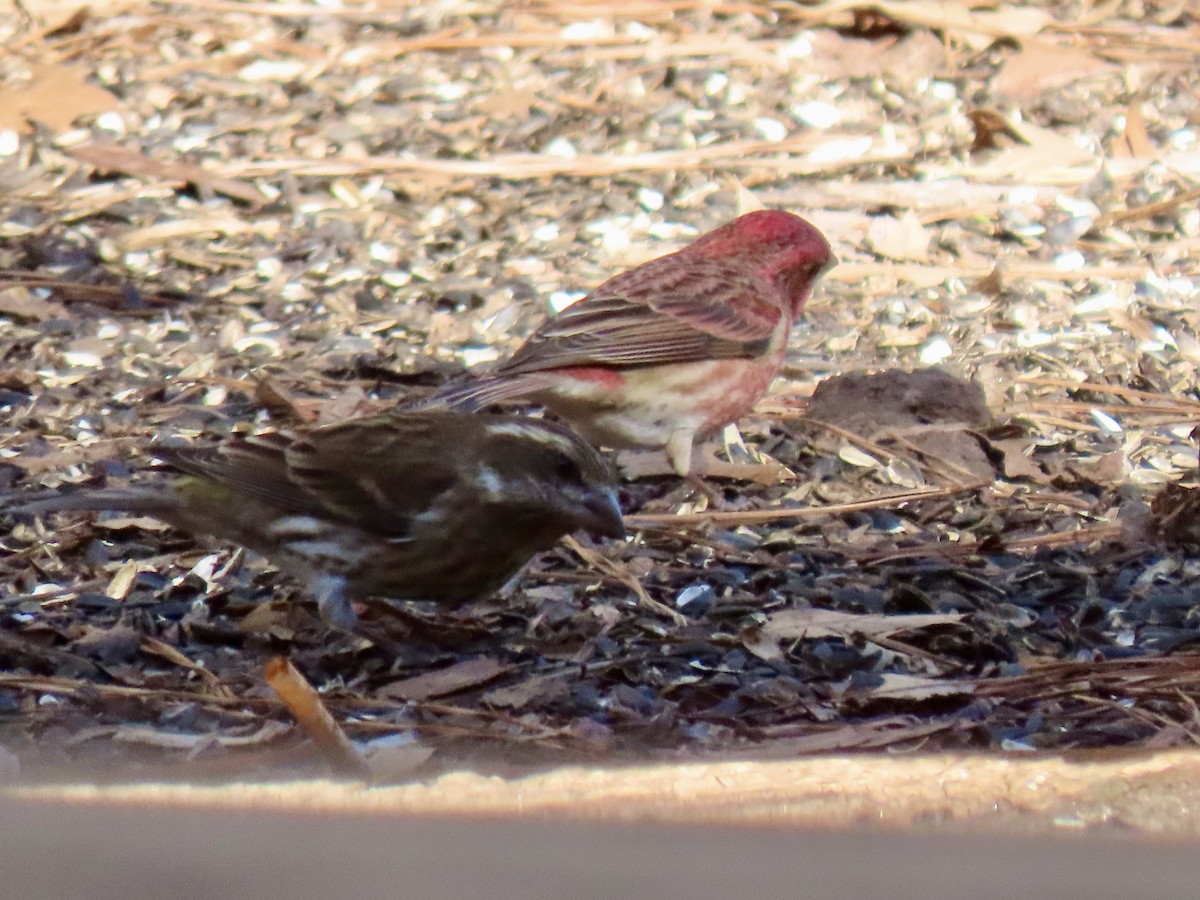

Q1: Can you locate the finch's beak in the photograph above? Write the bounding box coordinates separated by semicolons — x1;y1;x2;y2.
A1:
582;487;627;540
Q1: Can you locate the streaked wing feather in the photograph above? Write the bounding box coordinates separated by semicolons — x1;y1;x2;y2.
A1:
496;263;781;374
161;416;464;539
410;374;548;411
156;438;314;515
282;414;461;536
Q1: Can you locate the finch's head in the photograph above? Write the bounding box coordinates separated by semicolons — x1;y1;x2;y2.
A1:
688;209;836;315
474;416;625;540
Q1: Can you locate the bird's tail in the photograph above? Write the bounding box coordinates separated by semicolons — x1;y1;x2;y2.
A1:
403;373;546;412
4;486;178;518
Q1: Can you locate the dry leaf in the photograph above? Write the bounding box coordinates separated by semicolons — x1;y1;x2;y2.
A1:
476;90;540;118
758;718;954;753
113;216;273;251
991;438;1049;483
865;211;930;262
810;30;946;84
965;120;1096;182
993;39;1115;100
17;0;90;27
8;441;136;475
741;625;785;662
482;674;570;709
967;108;1028;153
0;64;120;133
314;385;379;424
1070;451;1127;485
1114;101;1157;160
850;0;1050;49
846;673;975;701
68;143;264;206
763;608;963;642
237;600;300;636
0;288;70;323
110;721;290;749
378;657;512;701
72;624;141;665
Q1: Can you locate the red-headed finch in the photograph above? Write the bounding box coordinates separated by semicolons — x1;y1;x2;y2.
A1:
7;411;625;631
419;210;835;477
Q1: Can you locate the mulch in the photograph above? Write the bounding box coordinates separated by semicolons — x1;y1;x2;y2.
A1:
1;0;1199;781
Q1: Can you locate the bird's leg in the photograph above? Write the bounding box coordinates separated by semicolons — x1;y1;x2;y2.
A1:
665;427;696;478
311;574;359;631
663;427;727;506
312;587;414;656
312;574;405;653
685;472;726;507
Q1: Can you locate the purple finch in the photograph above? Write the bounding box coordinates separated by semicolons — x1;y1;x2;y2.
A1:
420;209;834;477
9;411;625;630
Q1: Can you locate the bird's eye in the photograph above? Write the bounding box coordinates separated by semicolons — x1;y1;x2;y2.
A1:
554;452;581;481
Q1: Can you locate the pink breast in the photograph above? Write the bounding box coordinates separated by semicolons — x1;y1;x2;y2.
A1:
535;352;785;451
692;358;780;435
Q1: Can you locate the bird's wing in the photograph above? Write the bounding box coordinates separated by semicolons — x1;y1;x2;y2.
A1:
160;416;462;538
280;414;461;537
157;436;311;513
495;259;783;374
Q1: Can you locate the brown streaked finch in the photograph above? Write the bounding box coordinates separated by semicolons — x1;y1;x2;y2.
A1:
415;209;835;478
7;411;625;632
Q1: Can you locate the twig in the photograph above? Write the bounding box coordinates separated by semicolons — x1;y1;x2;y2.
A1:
139;636;236;698
1092;186;1200;230
217;138;902;180
624;486;968;529
264;656;371;779
1016;376;1200;411
853;523;1126;564
1024;400;1200;421
561;535;686;626
1013;413;1102;433
0;672;272;707
0;271;190;312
